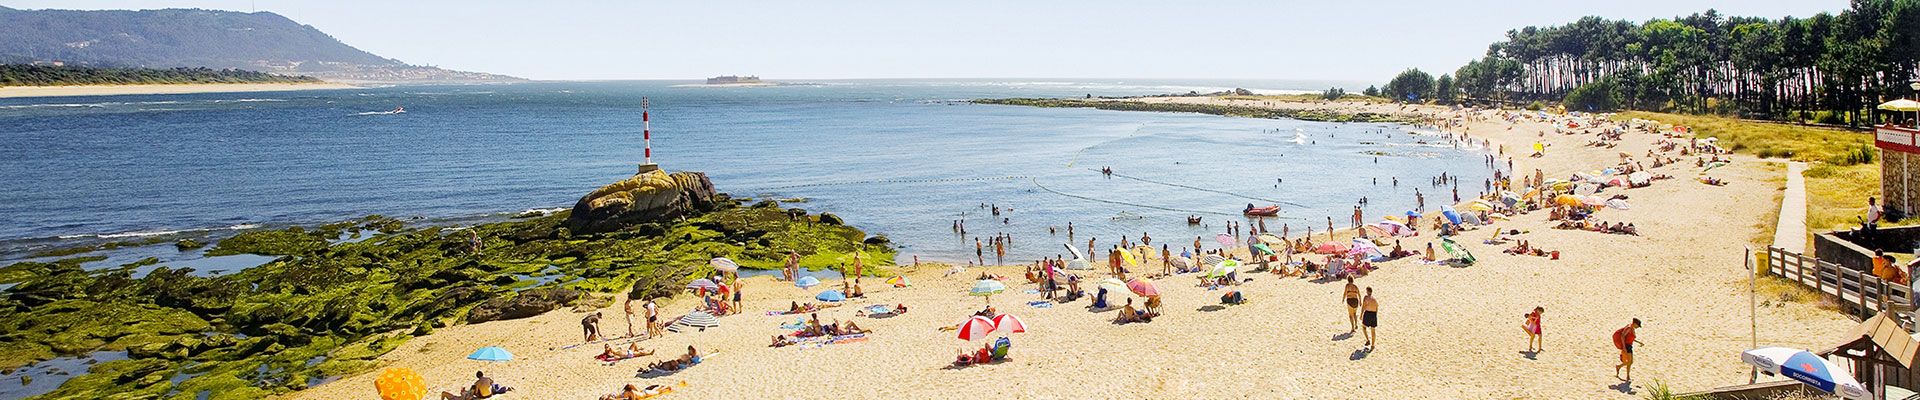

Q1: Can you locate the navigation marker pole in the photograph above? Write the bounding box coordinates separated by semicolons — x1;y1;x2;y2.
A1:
639;97;658;173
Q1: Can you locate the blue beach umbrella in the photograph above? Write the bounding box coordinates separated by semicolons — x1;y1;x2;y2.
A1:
816;289;846;302
1404;210;1419;218
467;346;513;362
795;276;821;288
1741;347;1867;399
1440;206;1462;225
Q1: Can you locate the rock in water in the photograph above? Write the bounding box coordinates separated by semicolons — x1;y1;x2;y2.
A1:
566;169;717;234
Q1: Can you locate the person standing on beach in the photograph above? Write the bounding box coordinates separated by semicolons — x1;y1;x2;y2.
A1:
1415;190;1425;212
976;238;985;264
731;278;745;313
644;298;661;338
1613;319;1643;381
1523;307;1544;353
1361;288;1379;348
1343;277;1362;333
1067;222;1074;238
1088;238;1097;265
1866;197;1883;235
623;297;638;338
1193;237;1203;256
1141;232;1152;247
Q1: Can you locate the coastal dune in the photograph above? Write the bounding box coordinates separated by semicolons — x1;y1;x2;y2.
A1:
289;100;1849;399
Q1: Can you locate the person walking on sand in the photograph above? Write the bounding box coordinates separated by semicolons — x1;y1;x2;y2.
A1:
1343;277;1362;334
1361;288;1380;348
1523;307;1544;353
582;311;603;343
1613;318;1643;381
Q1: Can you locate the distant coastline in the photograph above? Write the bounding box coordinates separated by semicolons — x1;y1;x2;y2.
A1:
0;82;360;99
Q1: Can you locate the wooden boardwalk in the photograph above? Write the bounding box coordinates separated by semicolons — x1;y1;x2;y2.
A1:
1767;246;1913;319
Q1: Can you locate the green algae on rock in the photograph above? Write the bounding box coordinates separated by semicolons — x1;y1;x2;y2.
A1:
0;173;893;399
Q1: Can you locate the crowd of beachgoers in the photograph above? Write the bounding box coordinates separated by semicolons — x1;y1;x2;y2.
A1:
304;98;1857;400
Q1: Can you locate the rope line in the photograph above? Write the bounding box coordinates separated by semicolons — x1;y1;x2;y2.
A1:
1028;177;1297;220
1090;168;1308;208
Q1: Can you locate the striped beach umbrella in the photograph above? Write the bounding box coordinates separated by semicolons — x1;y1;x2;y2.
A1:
709;257;739;273
992;314;1027;334
969;279;1006;304
686;278;719;292
1126;278;1159;297
957;315;997;341
669;311;721;332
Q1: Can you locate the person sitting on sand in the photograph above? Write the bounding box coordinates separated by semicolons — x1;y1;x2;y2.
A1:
1115;298;1143;323
1092;286;1110;309
440;371;509;400
838;320;872;335
851;279;866;298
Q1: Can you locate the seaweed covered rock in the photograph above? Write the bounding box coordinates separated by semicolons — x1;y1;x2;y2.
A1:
566;170;717;234
466;287;581;323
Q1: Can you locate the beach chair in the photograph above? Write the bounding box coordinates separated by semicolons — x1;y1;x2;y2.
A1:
990;337;1011;361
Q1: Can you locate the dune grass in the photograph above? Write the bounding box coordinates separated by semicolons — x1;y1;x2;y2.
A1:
1804;163;1881;231
1220;93;1392;104
1617;112;1875;165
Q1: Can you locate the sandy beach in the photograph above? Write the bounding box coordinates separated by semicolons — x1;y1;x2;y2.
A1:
0;82;359;99
286;98;1852;399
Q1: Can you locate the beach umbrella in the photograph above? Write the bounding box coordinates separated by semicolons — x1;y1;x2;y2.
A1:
1554;194;1583;207
815;289;847;302
709;257;739;273
374;368;426;400
1627;171;1652;186
1440;206;1462;225
1215;234;1235;248
1313;242;1349;255
686;278;719;292
1205;261;1236;279
1373;220;1412;236
1582;195;1607;207
1251;243;1274;255
1466;199;1496;212
1605;199;1631;210
1119;248;1139;268
1403;210;1420;218
1126;278;1159;297
1199;254;1226;267
1169;256;1191;269
1098;278;1128;294
1063;244;1084;260
1349;238;1386;259
969;279;1006;304
1064;259;1093;270
794;276;821;288
886;275;911;287
992;314;1027;334
1878;99;1920;111
669;311;721;332
1361;225;1391;239
957;315;997;341
1741;347;1869;399
1256;234;1286;246
467;346;513;362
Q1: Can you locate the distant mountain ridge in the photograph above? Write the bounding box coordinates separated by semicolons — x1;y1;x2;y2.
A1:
0;6;520;83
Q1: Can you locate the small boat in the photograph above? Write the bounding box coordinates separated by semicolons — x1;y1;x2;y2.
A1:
391;105;406;114
1242;205;1281;216
1186;215;1202;225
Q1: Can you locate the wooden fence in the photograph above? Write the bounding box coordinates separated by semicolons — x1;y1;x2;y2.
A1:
1766;246;1914;320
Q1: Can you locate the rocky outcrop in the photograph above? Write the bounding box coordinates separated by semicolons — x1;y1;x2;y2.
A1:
566;169;718;234
466;287;581;324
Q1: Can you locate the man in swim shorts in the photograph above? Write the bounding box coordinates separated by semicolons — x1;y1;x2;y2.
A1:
1361;287;1379;348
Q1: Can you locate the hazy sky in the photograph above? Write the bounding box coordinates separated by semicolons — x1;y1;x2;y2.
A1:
4;1;1851;81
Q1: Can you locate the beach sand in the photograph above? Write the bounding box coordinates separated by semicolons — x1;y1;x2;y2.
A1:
287;99;1851;399
0;82;358;98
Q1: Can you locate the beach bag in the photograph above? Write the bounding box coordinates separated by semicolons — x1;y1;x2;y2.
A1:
1612;327;1629;350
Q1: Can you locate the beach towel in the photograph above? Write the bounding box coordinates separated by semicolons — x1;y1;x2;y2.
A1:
1026;301;1053;308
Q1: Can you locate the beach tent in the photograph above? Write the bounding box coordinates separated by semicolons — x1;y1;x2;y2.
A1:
957;316;997;341
709;258;739;273
1741;347;1869;399
794;276;822;289
669;311;721;332
816;290;847;302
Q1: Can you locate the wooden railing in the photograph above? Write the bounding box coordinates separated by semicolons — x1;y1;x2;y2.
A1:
1767;246;1914;320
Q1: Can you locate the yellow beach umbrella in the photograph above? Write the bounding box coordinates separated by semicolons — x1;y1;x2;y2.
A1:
374;368;426;400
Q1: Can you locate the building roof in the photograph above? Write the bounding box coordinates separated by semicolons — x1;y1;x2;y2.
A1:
1838;313;1920;369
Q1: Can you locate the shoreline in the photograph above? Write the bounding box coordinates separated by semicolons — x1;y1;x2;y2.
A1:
0;82;360;99
287;97;1851;399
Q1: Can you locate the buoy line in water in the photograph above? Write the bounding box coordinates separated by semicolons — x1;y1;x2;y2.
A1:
1029;177;1295;220
749;176;1030;191
1087;168;1308;208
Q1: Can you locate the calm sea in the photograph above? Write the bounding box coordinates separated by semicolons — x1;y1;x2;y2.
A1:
0;79;1493;268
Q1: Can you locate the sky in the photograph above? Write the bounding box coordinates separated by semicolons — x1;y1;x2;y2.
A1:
2;0;1853;81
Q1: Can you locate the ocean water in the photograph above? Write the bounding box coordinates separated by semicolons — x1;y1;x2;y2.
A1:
0;79;1493;266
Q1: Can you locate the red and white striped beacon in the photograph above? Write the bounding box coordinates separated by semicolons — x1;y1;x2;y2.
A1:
638;97;660;173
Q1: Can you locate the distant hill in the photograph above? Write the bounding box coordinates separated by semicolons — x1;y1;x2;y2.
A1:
0;6;521;83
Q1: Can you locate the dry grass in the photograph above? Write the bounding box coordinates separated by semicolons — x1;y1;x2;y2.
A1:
1220;93;1392;104
1618;111;1875;165
1804;163;1881;232
1750;275;1842;312
1750;162;1787;246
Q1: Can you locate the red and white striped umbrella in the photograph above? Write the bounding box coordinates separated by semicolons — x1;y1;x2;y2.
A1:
992;314;1027;334
957;316;997;341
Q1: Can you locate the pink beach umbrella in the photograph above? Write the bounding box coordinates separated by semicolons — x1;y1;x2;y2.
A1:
1126;278;1159;297
1313;242;1349;255
1215;234;1235;249
991;314;1027;334
957;315;997;341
